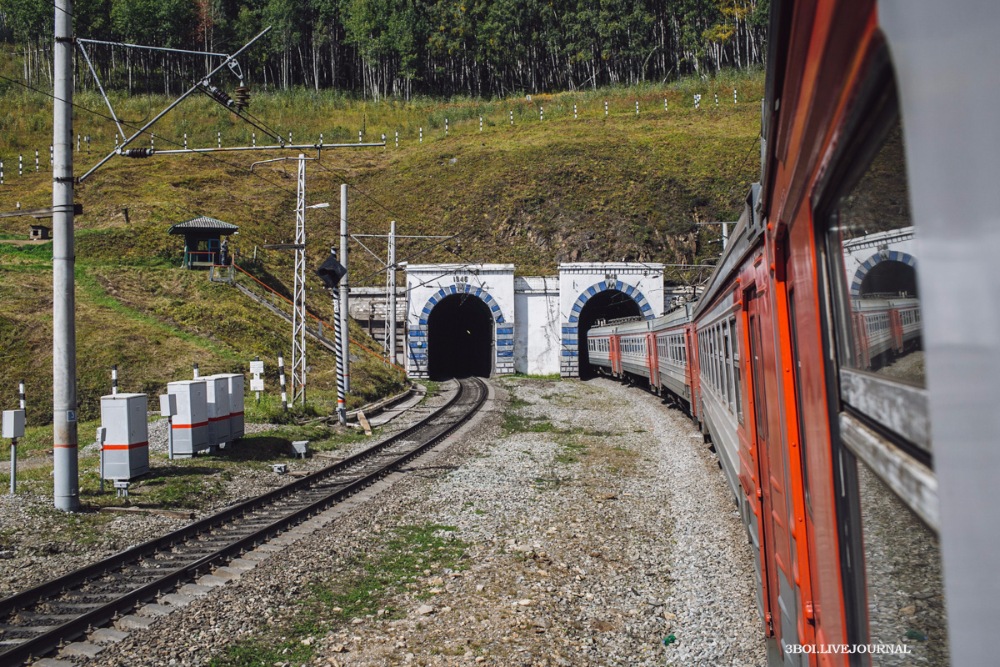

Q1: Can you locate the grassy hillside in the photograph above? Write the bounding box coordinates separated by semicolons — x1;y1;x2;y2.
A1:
0;69;763;426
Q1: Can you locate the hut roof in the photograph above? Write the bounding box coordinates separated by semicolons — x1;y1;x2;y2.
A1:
168;216;239;235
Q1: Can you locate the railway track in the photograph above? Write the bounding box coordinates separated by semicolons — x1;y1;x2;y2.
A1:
0;377;488;665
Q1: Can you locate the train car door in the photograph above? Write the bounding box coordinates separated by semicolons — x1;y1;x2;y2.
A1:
745;285;778;641
647;332;660;391
747;278;800;661
685;324;700;419
609;334;622;377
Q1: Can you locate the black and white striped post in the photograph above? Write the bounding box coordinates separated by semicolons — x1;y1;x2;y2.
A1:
395;130;399;148
192;362;199;379
217;131;222;148
18;380;25;410
183;133;188;149
445;118;449;136
252;132;256;147
111;365;118;395
278;354;288;411
604;100;609;117
150;133;155;149
419;127;423;143
1;161;4;184
510;110;514;125
479;116;483;132
19;154;23;176
332;290;347;424
574;104;578;119
35;149;39;172
540;106;544;121
636;100;640;116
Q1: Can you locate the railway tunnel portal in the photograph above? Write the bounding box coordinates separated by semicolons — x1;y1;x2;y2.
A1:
404;262;663;379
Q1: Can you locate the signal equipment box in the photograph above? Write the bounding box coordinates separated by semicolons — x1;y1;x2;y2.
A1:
100;393;149;480
167;380;210;457
205;375;231;447
213;373;245;441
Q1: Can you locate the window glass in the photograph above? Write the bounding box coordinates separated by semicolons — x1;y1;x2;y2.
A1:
857;458;949;664
730;317;742;422
829;118;923;388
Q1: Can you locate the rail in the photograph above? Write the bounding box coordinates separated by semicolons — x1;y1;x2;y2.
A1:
0;378;486;665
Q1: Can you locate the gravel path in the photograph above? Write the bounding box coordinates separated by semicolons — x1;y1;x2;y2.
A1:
39;377;764;667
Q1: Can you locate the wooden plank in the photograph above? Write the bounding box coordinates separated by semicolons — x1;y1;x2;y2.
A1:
357;411;373;436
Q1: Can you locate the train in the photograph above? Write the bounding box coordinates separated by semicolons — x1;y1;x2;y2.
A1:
587;1;1000;664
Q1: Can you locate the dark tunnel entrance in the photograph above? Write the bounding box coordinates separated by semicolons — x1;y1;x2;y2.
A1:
427;293;494;380
859;260;918;298
578;289;642;379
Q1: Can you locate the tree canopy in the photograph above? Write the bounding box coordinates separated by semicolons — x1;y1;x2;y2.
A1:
0;0;768;98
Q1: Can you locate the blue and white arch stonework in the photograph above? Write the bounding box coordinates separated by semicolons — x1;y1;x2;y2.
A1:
558;262;665;377
841;227;917;297
403;262;664;379
405;264;516;379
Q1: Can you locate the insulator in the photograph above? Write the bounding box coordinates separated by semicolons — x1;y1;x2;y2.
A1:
121;148;154;158
203;83;234;108
234;86;251;110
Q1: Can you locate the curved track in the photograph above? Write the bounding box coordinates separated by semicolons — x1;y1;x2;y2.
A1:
0;377;487;665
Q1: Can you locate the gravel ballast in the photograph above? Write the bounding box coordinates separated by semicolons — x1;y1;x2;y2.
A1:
20;377;766;666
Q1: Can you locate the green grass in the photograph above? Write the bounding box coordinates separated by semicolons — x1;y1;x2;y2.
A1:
210;523;467;666
0;72;760;427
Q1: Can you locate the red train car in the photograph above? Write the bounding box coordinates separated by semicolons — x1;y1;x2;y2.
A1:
586;1;1000;663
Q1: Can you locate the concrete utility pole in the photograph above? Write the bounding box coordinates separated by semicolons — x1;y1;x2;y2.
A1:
339;185;350;393
53;0;79;511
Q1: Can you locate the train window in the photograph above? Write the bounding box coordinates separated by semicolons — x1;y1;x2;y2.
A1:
730;317;742;422
856;457;950;663
723;326;734;412
825;106;929;456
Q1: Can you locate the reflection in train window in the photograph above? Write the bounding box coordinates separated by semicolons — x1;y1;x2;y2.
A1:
857;460;949;664
829;118;923;388
826;110;930;456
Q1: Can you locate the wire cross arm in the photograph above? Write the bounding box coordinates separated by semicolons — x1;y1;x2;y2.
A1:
77;26;272;183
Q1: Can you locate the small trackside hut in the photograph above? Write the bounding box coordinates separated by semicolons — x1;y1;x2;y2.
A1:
168;216;238;269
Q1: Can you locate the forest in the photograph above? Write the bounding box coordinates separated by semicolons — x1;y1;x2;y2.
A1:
0;0;767;99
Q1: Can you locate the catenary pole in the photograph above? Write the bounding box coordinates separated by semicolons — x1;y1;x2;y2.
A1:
339;184;350;393
53;0;79;511
388;221;397;365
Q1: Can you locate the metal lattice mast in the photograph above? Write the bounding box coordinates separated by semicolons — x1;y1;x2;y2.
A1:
387;220;397;365
291;154;307;406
